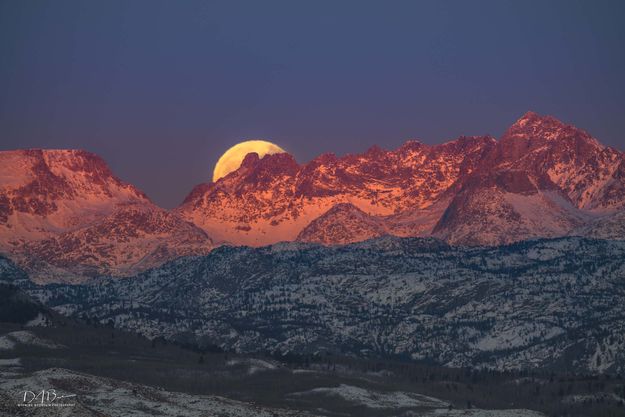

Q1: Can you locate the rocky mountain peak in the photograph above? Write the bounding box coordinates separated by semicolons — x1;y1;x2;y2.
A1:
501;111;601;152
234;152;299;176
239;151;261;168
0;149;212;282
235;152;299;189
0;149;148;225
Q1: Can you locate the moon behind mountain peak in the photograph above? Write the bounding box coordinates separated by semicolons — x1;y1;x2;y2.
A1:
212;140;285;182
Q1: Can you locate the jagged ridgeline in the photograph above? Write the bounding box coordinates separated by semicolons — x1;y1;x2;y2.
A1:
19;236;625;374
2;112;625;283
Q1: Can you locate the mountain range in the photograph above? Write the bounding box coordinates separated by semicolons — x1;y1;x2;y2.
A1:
1;111;624;282
10;235;625;374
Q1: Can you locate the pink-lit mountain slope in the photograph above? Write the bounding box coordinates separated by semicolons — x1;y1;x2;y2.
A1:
0;150;213;282
177;136;493;246
180;112;625;247
433;112;625;244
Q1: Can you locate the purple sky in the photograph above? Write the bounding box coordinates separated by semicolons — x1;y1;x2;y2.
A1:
1;0;624;208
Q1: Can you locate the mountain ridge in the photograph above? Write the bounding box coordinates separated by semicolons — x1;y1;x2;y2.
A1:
0;149;213;282
2;112;625;281
21;235;625;374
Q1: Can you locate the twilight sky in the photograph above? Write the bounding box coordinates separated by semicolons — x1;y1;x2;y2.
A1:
1;0;624;208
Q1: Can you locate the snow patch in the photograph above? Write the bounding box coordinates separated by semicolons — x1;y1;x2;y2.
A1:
290;383;448;409
0;331;64;350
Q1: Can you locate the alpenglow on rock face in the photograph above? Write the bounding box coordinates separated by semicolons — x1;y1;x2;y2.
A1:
0;149;213;283
176;136;495;246
2;112;625;281
23;236;625;374
179;111;625;247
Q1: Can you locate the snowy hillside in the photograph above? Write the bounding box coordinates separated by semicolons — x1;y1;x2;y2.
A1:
24;236;625;374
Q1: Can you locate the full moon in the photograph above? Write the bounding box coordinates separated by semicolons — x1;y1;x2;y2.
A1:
212;140;286;182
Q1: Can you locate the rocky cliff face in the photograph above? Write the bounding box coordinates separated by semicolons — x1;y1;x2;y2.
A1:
432;112;625;245
177;136;495;246
0;150;212;282
493;112;625;211
0;149;147;242
180;112;625;247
